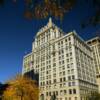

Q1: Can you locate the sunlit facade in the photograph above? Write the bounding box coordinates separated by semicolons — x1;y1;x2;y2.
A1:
87;37;100;93
23;18;98;100
22;52;32;74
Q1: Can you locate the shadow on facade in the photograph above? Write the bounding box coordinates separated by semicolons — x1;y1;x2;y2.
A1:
24;69;39;85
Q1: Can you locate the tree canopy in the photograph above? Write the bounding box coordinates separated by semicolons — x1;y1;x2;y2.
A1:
24;0;100;26
2;75;39;100
0;0;100;27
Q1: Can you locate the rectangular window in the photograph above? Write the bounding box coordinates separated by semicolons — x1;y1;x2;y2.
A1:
68;82;71;86
54;79;57;83
72;82;75;86
60;78;62;82
65;39;67;42
68;76;71;80
63;77;66;81
64;90;67;94
75;97;77;100
72;75;75;79
69;89;72;94
56;91;58;95
73;89;76;94
46;92;48;96
49;92;51;96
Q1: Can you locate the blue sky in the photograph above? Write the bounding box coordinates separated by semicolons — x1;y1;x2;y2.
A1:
0;0;99;83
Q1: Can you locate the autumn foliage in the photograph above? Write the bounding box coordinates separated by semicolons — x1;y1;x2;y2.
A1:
24;0;76;20
2;75;39;100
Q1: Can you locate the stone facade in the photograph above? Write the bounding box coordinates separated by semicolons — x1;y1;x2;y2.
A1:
23;18;98;100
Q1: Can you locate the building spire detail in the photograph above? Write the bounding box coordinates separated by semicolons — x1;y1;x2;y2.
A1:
48;17;53;27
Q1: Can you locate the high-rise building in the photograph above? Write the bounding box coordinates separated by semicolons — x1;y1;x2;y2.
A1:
23;18;98;100
87;37;100;93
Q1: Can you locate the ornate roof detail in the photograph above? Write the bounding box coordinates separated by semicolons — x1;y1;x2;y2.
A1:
36;18;54;36
47;17;53;27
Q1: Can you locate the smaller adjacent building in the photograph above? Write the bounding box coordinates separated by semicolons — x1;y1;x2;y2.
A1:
22;53;39;84
87;37;100;93
22;53;33;74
